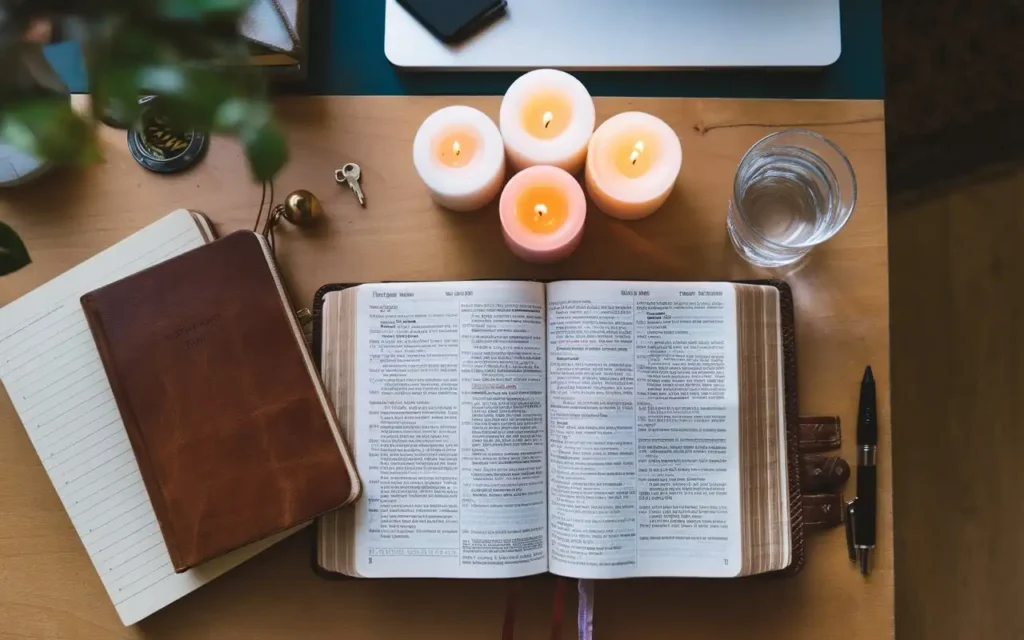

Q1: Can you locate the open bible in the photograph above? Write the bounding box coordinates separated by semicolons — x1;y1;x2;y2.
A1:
315;280;792;579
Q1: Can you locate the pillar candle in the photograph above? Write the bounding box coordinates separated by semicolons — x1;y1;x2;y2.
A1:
499;69;595;174
413;106;505;212
499;165;586;263
585;112;683;220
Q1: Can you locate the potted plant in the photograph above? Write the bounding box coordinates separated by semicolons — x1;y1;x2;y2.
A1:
0;0;289;276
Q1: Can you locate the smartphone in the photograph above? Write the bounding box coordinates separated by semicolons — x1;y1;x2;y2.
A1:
396;0;508;44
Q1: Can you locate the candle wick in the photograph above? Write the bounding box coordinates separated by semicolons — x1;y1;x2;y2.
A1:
453;140;461;157
535;204;548;217
543;111;554;129
629;140;645;165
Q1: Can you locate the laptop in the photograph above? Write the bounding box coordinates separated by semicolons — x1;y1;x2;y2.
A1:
384;0;841;70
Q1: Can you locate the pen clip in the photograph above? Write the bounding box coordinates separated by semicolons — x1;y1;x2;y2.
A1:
844;497;858;562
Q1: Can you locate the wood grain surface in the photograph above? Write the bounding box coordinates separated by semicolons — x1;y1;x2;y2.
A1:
892;170;1024;640
0;96;889;639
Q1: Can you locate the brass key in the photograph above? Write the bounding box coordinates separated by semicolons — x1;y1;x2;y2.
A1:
335;163;366;207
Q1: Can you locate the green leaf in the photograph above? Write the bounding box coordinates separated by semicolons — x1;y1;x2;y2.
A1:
0;222;31;277
213;96;269;130
0;98;101;165
241;118;287;181
214;98;286;180
91;66;144;127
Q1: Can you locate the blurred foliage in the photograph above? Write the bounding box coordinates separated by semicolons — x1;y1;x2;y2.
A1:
0;0;287;181
0;0;289;275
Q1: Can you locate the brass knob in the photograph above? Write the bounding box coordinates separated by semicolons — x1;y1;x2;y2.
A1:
280;189;324;227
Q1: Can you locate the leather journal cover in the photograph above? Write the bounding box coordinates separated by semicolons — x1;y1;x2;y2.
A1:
81;231;360;573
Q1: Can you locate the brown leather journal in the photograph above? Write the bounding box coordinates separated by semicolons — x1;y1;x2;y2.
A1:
81;230;360;573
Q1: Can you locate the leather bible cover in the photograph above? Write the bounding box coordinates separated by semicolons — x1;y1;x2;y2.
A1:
309;279;805;578
81;231;359;573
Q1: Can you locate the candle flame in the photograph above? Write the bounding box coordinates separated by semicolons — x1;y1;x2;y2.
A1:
452;140;461;157
542;111;554;129
629;140;645;165
534;203;548;217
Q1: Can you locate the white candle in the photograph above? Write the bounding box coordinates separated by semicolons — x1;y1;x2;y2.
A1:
585;112;683;220
499;69;595;174
413;106;505;212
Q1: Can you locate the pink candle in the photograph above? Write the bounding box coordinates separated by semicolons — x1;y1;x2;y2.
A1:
499;166;586;263
585;112;683;220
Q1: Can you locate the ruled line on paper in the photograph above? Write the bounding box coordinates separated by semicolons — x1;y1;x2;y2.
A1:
20;367;106;415
83;498;148;530
69;479;144;520
84;511;156;550
70;460;138;497
106;540;164;577
37;405;119;448
0;304;75;351
105;539;164;576
49;420;122;463
2;328;93;377
116;571;175;603
82;501;150;540
3;344;93;395
18;354;97;397
23;383;107;425
104;540;164;581
52;437;129;476
61;448;133;487
92;520;158;556
107;540;163;573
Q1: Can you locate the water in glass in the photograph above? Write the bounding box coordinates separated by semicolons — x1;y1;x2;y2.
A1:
727;130;856;267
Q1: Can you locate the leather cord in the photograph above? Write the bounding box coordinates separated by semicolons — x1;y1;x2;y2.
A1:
252;180;284;254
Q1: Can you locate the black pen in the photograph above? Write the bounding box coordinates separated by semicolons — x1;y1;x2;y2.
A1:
847;365;877;575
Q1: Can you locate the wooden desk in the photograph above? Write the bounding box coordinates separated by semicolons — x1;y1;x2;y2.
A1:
0;96;889;639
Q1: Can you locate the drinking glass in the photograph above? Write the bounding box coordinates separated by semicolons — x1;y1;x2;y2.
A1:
727;130;857;267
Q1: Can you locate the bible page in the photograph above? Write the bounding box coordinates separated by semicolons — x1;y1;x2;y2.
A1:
546;281;742;578
352;281;548;578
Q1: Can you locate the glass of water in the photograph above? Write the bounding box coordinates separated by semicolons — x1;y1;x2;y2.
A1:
727;130;857;267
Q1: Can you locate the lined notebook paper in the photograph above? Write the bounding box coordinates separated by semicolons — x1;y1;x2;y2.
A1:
0;211;290;625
